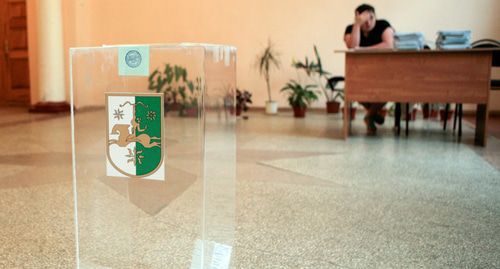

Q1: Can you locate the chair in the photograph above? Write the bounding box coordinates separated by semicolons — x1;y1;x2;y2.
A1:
327;76;345;92
447;39;500;138
471;39;500;89
327;76;345;113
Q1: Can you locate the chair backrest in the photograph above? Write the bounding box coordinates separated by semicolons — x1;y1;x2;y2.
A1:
471;39;500;67
327;76;345;91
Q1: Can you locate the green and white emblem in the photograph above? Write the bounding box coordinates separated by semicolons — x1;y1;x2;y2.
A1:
106;93;164;180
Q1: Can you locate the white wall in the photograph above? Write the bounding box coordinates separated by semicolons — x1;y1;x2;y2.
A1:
27;0;500;110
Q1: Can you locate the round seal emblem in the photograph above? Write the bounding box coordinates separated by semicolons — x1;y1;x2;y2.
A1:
125;50;142;68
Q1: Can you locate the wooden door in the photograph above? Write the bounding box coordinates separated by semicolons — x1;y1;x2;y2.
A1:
0;0;30;105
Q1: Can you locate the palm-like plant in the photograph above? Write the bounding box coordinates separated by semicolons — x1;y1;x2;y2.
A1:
293;45;343;102
281;80;318;108
256;40;281;101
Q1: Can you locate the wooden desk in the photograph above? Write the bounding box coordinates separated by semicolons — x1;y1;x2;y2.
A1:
337;49;498;146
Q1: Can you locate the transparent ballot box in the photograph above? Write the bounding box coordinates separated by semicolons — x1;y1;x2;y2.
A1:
70;44;236;268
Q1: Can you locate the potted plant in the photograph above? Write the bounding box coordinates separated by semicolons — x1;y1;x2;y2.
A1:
256;40;281;114
439;104;454;122
402;104;418;121
293;45;343;114
148;63;186;113
406;108;418;121
280;80;318;118
422;103;439;119
236;89;252;116
148;64;201;117
341;103;358;120
326;77;344;113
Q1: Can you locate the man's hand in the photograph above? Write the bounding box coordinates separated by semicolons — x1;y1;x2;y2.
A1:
355;11;371;26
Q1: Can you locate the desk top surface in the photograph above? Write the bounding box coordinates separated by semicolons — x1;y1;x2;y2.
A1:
334;48;500;54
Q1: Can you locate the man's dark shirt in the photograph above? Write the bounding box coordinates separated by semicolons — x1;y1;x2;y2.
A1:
345;20;392;47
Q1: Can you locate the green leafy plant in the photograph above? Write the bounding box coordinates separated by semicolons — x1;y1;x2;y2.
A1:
178;77;202;116
326;78;345;102
280;80;318;108
148;64;202;116
256;40;281;102
293;45;343;102
236;89;252;112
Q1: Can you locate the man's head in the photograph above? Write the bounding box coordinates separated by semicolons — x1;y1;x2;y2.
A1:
355;4;376;33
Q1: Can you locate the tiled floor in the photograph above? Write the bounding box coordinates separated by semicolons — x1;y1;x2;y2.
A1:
0;107;499;268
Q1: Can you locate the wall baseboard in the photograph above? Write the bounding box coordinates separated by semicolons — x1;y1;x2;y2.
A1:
249;106;500;116
29;102;71;113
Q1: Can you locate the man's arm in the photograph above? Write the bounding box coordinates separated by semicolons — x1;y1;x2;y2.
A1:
344;24;361;49
344;11;370;49
365;27;395;49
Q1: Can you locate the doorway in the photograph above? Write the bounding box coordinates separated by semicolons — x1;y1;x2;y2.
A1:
0;0;30;105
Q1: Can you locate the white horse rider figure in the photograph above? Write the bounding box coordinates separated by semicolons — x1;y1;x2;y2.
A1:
109;114;161;148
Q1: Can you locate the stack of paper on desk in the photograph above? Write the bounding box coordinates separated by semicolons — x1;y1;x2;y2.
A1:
436;30;472;49
394;32;426;50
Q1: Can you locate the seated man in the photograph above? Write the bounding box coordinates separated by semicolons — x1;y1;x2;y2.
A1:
344;3;395;134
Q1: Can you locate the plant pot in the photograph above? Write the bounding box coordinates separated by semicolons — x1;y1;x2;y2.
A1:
341;107;357;120
265;101;278;114
168;102;181;111
422;104;440;119
326;101;340;114
293;106;307;118
430;109;438;119
181;107;198;117
440;109;454;121
229;106;244;116
164;102;181;115
380;108;388;118
403;108;418;121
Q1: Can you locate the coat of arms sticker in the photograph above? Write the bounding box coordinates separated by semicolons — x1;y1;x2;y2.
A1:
106;93;164;180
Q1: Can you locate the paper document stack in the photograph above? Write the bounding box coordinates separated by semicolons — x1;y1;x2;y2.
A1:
394;32;426;50
436;31;472;49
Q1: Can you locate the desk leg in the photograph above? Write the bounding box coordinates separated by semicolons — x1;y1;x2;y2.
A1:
395;103;401;136
405;103;410;137
348;102;352;135
443;103;450;131
475;104;488;146
458;104;462;139
343;101;351;139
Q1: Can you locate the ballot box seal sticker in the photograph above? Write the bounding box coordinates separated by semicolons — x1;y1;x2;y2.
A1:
125;50;142;68
118;46;149;76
